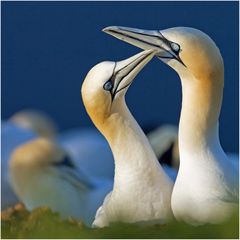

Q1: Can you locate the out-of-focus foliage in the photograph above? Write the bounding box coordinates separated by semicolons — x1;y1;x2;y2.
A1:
1;204;239;239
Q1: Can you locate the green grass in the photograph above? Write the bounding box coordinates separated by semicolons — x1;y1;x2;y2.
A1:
1;205;239;239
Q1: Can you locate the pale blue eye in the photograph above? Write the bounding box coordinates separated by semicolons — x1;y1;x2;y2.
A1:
103;80;113;91
171;42;180;53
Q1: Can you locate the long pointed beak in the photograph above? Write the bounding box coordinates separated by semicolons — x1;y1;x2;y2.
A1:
110;49;156;100
103;26;185;66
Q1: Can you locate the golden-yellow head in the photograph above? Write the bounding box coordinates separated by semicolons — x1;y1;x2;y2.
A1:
103;26;224;84
81;50;155;128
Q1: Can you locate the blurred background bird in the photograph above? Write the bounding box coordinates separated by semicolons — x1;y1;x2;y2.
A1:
9;137;112;226
2;110;56;209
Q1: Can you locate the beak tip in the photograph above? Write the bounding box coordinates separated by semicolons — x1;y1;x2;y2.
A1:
102;26;123;35
102;26;115;33
102;27;108;33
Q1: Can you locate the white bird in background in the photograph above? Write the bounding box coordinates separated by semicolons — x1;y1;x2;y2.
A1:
8;109;115;180
103;26;239;225
9;137;112;226
147;124;179;169
2;109;113;211
81;49;174;228
1;122;37;209
1;110;58;209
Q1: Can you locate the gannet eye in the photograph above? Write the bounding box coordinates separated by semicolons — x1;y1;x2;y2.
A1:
103;80;113;91
171;42;180;53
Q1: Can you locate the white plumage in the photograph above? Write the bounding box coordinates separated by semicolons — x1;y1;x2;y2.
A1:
9;137;112;226
81;49;174;227
103;26;239;225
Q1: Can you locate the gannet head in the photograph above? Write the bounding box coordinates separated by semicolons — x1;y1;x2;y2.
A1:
9;138;88;205
103;26;224;82
10;138;68;170
81;49;155;126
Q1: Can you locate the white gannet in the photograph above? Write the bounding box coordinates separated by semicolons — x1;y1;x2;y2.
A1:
10;109;114;179
2;110;57;209
9;137;112;226
81;49;174;227
103;26;239;225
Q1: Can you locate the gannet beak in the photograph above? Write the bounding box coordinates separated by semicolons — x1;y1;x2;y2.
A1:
110;49;156;100
103;26;185;66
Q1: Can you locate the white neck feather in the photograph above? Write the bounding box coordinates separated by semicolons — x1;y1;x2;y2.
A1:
178;70;224;163
101;99;170;192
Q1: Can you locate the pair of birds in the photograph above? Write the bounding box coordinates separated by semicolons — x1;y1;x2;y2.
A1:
8;26;238;227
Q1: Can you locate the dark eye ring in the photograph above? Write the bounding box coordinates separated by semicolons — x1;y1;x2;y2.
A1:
171;42;180;53
103;80;113;91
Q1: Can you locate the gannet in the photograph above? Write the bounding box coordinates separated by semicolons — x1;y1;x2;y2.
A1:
11;109;114;179
9;137;112;226
2;110;57;209
81;49;174;227
103;26;239;225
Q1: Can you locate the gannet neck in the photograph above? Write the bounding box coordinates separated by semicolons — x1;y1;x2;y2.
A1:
100;98;170;191
92;97;173;227
178;69;224;153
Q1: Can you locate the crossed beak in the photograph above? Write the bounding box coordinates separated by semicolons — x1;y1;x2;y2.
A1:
103;26;185;66
110;49;156;100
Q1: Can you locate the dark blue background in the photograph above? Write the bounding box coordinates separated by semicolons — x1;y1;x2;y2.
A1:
2;2;239;152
